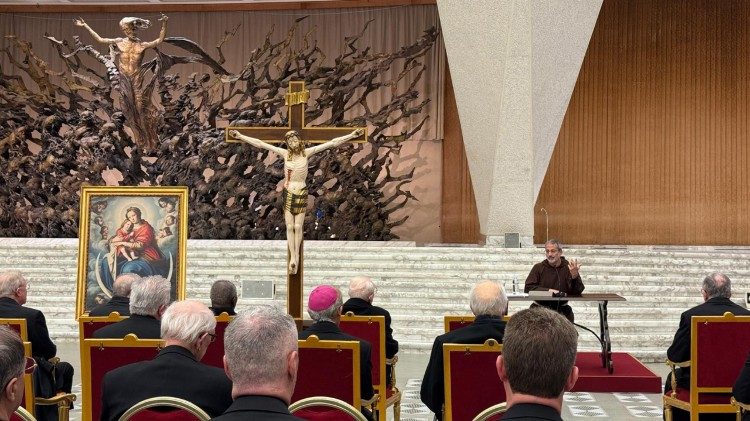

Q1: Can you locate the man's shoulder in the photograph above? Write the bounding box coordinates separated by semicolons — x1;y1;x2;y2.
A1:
685;298;750;317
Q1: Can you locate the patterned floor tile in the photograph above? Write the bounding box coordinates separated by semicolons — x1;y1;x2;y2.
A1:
614;392;652;403
568;404;608;417
625;405;662;417
564;391;596;402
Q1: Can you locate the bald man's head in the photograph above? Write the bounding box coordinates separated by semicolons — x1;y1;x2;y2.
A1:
470;280;508;317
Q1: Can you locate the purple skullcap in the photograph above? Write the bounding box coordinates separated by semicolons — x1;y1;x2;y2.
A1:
308;285;339;311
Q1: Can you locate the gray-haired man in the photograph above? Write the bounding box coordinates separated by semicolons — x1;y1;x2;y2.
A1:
93;275;171;339
213;306;303;420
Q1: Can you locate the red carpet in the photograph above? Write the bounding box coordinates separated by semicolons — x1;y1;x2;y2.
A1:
571;352;662;393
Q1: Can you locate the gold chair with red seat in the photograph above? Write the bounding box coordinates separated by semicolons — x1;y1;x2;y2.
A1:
80;334;164;421
664;313;750;421
471;403;507;421
11;406;36;421
118;396;210;421
443;315;510;333
292;335;377;421
0;318;76;421
340;312;401;421
443;339;505;421
78;312;126;340
289;396;368;421
201;313;234;369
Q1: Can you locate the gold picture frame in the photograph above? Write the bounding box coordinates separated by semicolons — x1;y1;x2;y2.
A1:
75;186;188;319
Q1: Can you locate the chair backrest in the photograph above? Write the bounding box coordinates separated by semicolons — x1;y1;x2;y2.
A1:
0;318;36;414
81;334;164;421
119;396;210;421
444;315;475;333
201;313;234;369
339;313;386;392
443;339;505;421
293;336;361;410
11;406;36;421
691;313;750;393
471;402;507;421
444;315;511;333
289;396;368;421
79;313;126;340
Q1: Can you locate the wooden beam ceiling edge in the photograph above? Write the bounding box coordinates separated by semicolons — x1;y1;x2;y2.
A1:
0;0;435;13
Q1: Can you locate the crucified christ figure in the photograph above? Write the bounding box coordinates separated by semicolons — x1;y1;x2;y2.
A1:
229;128;364;274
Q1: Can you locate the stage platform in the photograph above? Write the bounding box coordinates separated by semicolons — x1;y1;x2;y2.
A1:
572;352;663;393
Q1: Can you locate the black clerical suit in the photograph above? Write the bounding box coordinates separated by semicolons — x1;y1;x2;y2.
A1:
342;297;399;385
666;297;750;391
92;314;161;339
210;396;303;420
298;321;375;400
101;345;232;421
501;403;563;421
88;295;130;316
0;296;74;421
734;350;750;421
420;315;506;420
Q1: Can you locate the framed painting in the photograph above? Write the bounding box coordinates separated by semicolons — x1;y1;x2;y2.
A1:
75;186;188;318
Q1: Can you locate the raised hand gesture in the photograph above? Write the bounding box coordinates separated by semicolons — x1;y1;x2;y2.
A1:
568;259;581;279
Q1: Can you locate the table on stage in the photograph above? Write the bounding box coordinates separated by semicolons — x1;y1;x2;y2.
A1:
507;293;626;374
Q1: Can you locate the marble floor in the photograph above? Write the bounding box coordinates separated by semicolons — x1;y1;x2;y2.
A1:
55;341;670;421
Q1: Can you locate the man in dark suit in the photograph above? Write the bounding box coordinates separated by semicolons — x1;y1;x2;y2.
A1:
342;276;398;386
212;306;303;420
299;285;375;417
88;273;139;316
666;272;750;421
734;350;750;421
420;280;508;420
209;280;238;316
100;300;232;421
92;275;170;339
496;307;578;421
0;271;74;421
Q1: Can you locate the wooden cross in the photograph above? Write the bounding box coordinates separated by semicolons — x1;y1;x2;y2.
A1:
225;80;367;322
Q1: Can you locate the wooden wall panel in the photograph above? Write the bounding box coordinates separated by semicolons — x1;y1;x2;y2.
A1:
535;0;750;245
441;64;480;243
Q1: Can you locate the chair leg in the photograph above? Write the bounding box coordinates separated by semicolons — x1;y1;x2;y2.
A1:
664;405;672;421
394;399;400;421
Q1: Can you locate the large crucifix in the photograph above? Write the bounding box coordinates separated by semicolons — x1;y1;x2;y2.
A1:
225;81;367;320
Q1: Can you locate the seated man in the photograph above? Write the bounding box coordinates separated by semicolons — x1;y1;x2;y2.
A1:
524;239;584;322
666;272;750;421
342;276;398;386
100;300;232;421
496;307;578;421
88;273;140;316
420;280;508;420
0;271;73;421
209;280;238;316
92;275;170;339
734;350;750;421
0;325;28;420
299;285;375;416
213;306;303;420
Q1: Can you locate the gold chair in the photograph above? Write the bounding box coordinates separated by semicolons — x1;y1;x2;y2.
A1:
118;396;210;421
12;406;37;421
289;396;368;421
340;312;401;421
0;318;76;421
293;335;378;416
663;313;750;421
732;396;749;421
472;403;508;421
81;334;164;421
443;338;504;421
443;315;510;333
